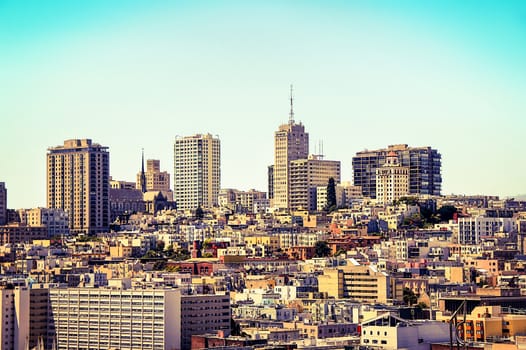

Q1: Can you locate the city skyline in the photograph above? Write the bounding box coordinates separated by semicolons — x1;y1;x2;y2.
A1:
1;1;525;208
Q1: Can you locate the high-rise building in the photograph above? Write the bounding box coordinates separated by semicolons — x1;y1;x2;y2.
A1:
47;139;110;234
174;134;220;210
137;157;172;200
289;155;340;211
273;90;309;209
0;182;6;225
375;151;409;204
49;287;181;350
48;287;231;350
0;286;29;350
352;144;441;198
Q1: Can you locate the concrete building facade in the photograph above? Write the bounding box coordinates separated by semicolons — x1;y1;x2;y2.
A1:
47;139;110;234
273;118;309;209
352;144;441;199
0;182;6;225
25;208;69;236
174;134;221;210
289;155;340;211
49;287;181;350
375;151;409;204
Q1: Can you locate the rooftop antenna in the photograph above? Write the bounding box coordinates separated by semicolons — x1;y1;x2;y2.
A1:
289;84;295;125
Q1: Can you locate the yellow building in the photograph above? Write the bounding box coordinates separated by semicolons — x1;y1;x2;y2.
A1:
318;264;390;303
436;305;526;342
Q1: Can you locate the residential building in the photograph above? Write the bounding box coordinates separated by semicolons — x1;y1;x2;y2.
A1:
272;95;309;209
318;264;390;303
268;165;274;200
458;216;517;245
0;182;6;225
47;139;110;234
180;293;231;350
289;155;340;211
0;286;29;350
0;224;48;244
352;144;441;198
375;151;409;204
25;207;69;236
360;313;449;350
174;134;220;210
49;287;181;350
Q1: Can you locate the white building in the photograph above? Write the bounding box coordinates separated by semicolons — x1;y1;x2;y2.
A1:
49;288;181;349
360;313;449;350
174;134;220;210
375;151;409;205
458;216;517;244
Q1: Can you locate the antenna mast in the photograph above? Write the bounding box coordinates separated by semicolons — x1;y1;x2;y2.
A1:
289;84;294;125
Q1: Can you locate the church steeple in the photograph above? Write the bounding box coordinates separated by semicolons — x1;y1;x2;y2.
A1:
140;148;147;193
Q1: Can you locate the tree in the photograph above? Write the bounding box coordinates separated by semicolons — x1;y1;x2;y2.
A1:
195;205;204;220
325;177;337;212
437;205;458;222
314;241;331;257
402;287;418;306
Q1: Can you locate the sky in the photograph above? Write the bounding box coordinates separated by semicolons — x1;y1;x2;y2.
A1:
1;0;525;209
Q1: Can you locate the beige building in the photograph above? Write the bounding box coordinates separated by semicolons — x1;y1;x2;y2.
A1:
273;106;309;209
25;207;69;236
318;264;390;303
0;286;29;350
0;182;6;225
47;139;110;234
137;159;173;200
289;155;340;211
174;134;220;210
375;151;409;204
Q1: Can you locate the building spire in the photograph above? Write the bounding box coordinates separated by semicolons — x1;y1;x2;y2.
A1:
140;148;146;193
289;84;295;125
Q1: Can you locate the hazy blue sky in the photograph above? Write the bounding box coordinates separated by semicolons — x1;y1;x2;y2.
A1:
1;0;525;208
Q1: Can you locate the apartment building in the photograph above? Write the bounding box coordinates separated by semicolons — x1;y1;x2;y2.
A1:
174;134;220;210
289;155;340;211
0;286;29;350
375;151;409;204
458;216;517;244
318;264;390;303
0;182;6;225
25;207;69;236
49;287;180;349
352;144;441;198
47;139;110;234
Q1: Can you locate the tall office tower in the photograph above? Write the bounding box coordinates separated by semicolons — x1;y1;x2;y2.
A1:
289;155;340;211
375;151;409;204
136;157;172;199
47;139;110;234
174;134;221;210
273;88;309;209
352;144;441;198
0;182;6;225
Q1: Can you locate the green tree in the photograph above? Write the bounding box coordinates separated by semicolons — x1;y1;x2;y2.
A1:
437;205;458;222
195;205;204;220
402;287;418;306
314;241;331;257
325;177;337;212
